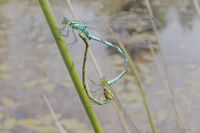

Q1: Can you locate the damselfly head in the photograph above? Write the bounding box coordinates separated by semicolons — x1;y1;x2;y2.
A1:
62;17;70;25
101;78;109;86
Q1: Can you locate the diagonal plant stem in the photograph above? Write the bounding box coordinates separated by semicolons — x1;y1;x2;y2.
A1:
43;94;68;133
39;0;103;132
120;43;157;133
108;26;157;133
193;0;200;17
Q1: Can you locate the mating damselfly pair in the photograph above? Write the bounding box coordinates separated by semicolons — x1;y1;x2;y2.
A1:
61;17;140;132
61;17;128;85
79;32;139;133
61;17;128;102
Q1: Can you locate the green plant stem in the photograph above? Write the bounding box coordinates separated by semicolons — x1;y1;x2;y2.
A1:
120;43;157;133
39;0;103;132
108;26;157;133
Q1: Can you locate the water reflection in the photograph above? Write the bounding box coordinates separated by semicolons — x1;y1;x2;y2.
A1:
159;7;200;61
157;5;200;133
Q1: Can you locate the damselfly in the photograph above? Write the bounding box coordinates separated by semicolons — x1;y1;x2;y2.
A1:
80;33;139;133
62;18;128;85
80;33;116;104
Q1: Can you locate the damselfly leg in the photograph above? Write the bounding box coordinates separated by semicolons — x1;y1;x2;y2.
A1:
61;27;78;48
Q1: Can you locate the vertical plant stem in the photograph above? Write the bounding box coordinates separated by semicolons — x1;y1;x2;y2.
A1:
39;0;103;132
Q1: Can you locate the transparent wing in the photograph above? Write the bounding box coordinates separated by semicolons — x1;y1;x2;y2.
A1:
88;80;108;102
61;27;78;49
113;96;140;133
61;26;70;37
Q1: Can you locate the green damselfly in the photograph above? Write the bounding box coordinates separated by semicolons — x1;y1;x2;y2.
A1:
80;33;139;133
